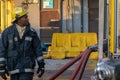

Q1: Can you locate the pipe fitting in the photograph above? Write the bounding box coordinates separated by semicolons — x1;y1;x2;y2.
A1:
95;60;112;80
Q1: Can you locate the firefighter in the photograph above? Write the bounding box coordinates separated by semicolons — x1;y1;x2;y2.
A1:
0;6;45;80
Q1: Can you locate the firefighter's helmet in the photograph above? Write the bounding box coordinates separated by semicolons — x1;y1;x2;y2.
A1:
12;6;28;22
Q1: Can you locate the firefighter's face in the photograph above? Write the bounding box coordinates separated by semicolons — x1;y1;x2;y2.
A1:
17;14;29;27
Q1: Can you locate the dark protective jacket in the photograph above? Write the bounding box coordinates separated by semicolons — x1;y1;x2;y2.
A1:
0;23;43;75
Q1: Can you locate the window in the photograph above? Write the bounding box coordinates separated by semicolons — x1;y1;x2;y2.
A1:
42;0;54;8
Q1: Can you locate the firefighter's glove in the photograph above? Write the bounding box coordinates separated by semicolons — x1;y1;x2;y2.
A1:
0;66;9;80
37;59;45;77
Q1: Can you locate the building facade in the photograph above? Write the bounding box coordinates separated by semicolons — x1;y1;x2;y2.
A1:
0;0;99;43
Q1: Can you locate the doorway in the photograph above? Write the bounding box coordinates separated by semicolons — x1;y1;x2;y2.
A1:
40;0;61;43
88;0;99;34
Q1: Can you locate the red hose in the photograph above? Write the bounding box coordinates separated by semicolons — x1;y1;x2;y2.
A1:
48;49;88;80
78;48;91;80
70;55;85;80
70;48;91;80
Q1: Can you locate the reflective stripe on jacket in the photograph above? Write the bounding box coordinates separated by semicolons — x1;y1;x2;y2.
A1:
0;23;43;74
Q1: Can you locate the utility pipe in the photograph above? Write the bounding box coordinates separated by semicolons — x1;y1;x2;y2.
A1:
115;0;119;53
7;0;12;27
4;0;7;29
48;49;88;80
98;0;104;60
1;0;5;31
108;0;115;53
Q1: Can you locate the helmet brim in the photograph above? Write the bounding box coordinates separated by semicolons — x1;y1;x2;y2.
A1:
12;13;28;23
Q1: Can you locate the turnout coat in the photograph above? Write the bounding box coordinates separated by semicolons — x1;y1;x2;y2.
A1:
0;23;43;75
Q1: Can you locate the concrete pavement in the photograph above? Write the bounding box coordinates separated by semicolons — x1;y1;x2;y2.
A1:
34;59;98;80
0;59;97;80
